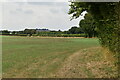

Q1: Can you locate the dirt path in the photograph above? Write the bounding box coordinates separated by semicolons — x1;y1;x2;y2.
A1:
3;47;117;78
53;47;118;78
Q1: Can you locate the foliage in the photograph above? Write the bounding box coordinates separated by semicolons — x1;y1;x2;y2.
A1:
16;34;28;36
37;31;86;37
0;29;86;37
68;2;119;56
11;31;16;35
24;29;36;36
68;26;84;34
1;30;10;35
80;13;97;38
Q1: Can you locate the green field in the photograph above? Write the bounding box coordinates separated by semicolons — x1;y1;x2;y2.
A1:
2;36;117;78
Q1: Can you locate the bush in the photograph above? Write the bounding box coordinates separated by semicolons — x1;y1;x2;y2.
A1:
16;34;28;36
36;33;86;37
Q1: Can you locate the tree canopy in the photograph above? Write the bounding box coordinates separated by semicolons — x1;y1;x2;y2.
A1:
68;26;84;34
69;2;119;57
80;13;97;37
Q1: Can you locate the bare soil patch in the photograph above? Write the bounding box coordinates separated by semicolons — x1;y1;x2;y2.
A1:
53;47;118;78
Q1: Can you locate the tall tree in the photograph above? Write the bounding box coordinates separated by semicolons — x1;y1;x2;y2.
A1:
68;2;119;55
80;13;97;38
68;26;84;34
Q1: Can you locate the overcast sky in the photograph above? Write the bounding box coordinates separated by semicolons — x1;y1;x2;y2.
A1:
0;1;86;31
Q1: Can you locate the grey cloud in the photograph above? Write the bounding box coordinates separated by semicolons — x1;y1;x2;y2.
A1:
10;8;33;14
14;2;26;6
27;0;67;2
10;10;17;14
27;2;69;14
16;8;23;12
2;2;81;31
24;10;33;14
50;9;59;13
27;2;56;6
61;5;69;13
27;2;68;6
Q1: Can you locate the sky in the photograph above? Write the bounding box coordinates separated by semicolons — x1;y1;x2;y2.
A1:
0;0;87;31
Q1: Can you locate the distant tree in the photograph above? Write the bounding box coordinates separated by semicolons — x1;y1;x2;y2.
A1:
2;30;10;35
18;31;24;34
57;30;63;34
11;31;16;35
68;26;84;34
76;27;84;34
63;31;70;34
58;30;61;32
24;29;36;36
80;13;97;38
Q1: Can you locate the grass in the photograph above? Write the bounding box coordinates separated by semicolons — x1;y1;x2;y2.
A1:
2;36;117;78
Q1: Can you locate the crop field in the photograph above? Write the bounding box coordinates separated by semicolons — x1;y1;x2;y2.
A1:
2;36;117;78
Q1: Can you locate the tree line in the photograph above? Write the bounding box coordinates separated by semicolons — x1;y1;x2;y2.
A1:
0;24;98;37
68;2;119;65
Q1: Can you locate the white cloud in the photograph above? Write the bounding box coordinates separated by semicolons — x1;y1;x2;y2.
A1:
1;2;83;31
1;0;68;2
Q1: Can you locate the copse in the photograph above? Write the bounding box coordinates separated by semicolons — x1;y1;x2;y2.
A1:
68;26;84;34
1;30;10;35
68;2;119;60
80;13;97;38
24;29;36;36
